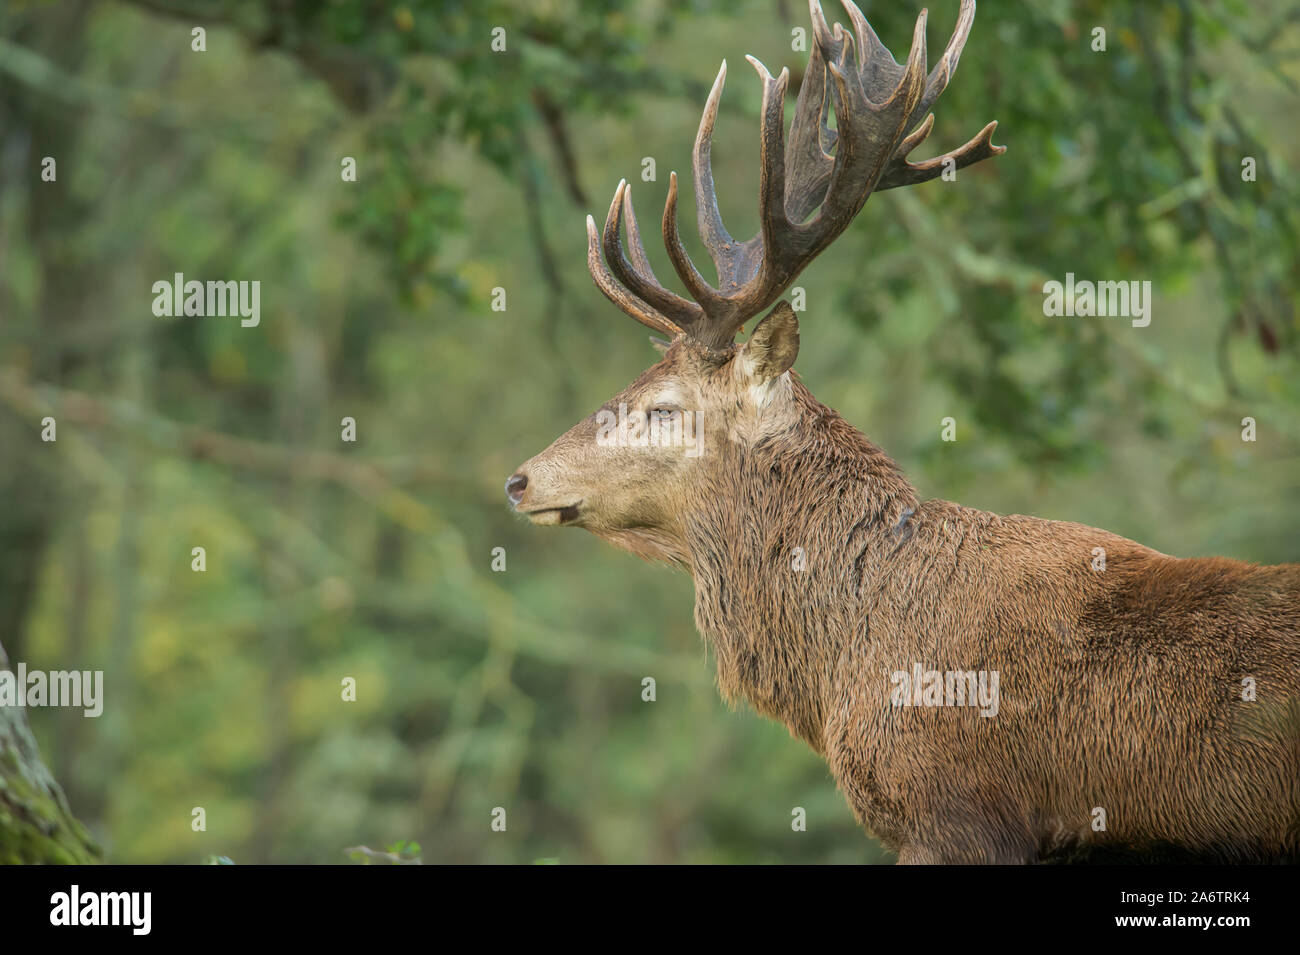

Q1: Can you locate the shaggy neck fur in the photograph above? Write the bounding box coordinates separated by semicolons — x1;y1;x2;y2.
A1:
685;378;920;749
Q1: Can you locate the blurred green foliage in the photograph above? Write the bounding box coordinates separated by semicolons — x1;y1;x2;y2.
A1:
0;0;1296;863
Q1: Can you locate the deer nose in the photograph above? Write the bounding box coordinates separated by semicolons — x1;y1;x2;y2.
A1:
505;473;528;505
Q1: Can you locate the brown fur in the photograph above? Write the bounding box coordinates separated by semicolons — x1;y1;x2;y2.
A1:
511;336;1300;863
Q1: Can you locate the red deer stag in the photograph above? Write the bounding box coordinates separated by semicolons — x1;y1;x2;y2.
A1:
506;0;1300;863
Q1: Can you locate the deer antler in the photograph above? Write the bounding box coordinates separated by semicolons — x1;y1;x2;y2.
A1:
586;0;1004;350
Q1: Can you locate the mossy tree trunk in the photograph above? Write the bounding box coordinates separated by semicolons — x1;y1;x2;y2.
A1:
0;641;101;864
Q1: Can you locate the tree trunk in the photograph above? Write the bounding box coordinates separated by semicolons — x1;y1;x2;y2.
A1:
0;640;101;864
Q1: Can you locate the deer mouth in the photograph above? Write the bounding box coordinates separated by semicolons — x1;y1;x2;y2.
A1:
519;502;583;526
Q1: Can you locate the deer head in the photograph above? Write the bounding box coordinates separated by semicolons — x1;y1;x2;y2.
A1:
507;0;1003;564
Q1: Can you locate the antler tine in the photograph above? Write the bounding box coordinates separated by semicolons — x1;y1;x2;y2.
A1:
876;0;1004;189
834;0;968;126
662;171;726;317
838;0;903;99
659;57;774;328
663;54;797;347
602;180;703;327
879;119;1005;190
914;0;976;119
586;213;685;339
617;185;656;276
784;27;836;225
751;54;796;278
692;62;742;268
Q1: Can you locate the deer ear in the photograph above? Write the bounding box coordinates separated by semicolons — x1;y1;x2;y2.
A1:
648;335;672;355
741;301;799;381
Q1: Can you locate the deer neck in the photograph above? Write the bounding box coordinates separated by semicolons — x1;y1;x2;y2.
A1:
685;384;920;750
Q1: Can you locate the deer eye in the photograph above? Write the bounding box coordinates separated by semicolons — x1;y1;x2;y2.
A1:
650;406;680;422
